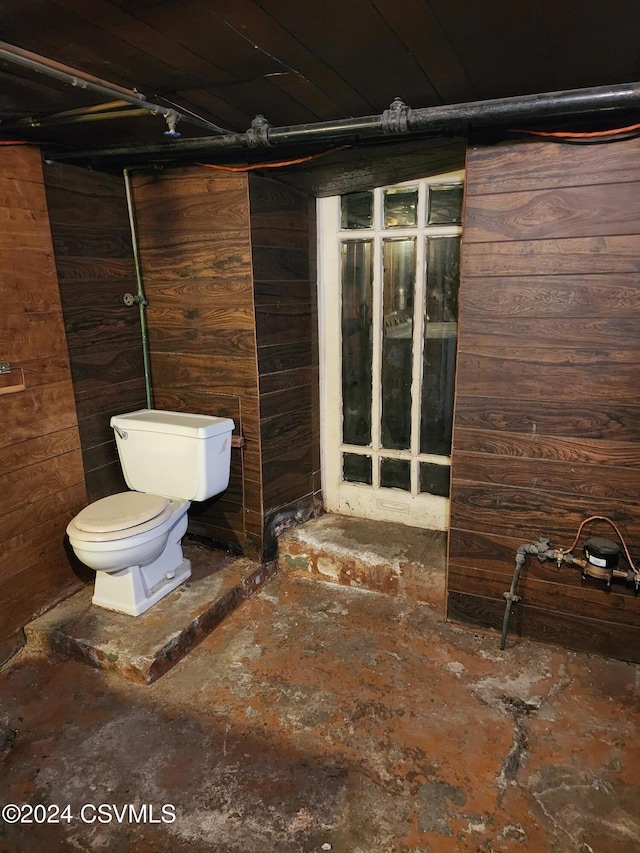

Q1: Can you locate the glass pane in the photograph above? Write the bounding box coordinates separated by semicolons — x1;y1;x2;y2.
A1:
420;237;460;455
426;236;460;324
343;453;372;485
384;187;418;228
380;458;410;491
420;462;450;497
341;192;373;229
342;241;373;446
381;239;415;450
428;184;464;225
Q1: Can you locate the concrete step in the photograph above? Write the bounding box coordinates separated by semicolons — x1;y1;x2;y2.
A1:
24;540;274;684
277;513;446;609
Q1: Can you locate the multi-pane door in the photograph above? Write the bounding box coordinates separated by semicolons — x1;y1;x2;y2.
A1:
319;173;464;528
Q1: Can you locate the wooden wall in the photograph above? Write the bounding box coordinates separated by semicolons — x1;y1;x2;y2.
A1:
44;163;147;501
250;175;322;558
448;136;640;662
131;166;319;560
132;167;260;555
0;146;88;656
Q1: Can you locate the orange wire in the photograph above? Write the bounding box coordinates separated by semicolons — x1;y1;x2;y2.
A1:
511;122;640;139
196;145;348;172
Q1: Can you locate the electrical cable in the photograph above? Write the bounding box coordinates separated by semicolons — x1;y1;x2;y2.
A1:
196;145;348;172
512;122;640;138
510;122;640;144
549;133;640;145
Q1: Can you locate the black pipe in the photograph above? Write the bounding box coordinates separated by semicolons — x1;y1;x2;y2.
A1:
45;81;640;166
0;40;231;137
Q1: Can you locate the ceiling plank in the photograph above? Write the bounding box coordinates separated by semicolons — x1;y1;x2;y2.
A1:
54;0;236;87
251;0;442;109
118;0;287;84
541;0;640;91
177;89;255;134
206;77;321;126
426;0;557;98
372;0;477;103
261;72;343;121
126;0;373;119
0;0;205;92
0;68;98;118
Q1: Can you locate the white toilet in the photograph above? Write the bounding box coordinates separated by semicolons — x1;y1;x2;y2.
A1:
67;409;234;616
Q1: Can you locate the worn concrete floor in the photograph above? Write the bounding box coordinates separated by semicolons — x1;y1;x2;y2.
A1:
1;567;639;852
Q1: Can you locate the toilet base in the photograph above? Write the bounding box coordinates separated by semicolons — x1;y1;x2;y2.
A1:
92;557;192;617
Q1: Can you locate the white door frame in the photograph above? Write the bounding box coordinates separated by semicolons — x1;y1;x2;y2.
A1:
317;172;464;530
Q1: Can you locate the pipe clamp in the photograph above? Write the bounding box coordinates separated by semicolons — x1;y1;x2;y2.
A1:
246;114;272;147
382;97;411;134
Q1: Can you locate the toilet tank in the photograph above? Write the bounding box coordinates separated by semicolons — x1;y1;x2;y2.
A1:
110;409;234;502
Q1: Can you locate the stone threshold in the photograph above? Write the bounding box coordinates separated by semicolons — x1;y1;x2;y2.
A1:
277;513;447;610
24;540;274;684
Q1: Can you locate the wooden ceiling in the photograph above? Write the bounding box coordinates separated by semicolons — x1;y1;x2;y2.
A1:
1;0;639;167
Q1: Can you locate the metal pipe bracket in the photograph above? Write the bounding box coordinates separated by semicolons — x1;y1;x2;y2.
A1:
382;97;412;134
246;114;272;147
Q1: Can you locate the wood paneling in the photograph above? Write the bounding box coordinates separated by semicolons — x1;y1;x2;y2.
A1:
44;162;146;501
0;146;87;646
464;138;640;196
133;166;260;555
452;451;640;502
448;136;640;662
463;182;640;243
448;563;640;628
115;166;321;560
454;396;640;441
250;175;321;558
447;592;640;664
459;274;640;318
461;235;640;277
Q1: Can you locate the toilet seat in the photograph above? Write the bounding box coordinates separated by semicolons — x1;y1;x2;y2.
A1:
68;492;174;543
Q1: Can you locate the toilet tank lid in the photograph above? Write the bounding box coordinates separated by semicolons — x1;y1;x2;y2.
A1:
111;409;234;438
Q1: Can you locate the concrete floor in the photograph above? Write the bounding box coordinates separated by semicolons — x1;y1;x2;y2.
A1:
1;555;639;851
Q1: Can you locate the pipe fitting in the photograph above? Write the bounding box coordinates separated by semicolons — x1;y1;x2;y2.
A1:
381;97;412;134
501;537;560;650
164;112;181;137
246;114;272;147
122;292;148;307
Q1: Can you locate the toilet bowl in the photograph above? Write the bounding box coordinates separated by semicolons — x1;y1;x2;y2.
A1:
66;409;235;617
67;491;191;616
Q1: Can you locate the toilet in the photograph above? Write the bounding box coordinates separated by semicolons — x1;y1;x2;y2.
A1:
67;409;234;616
